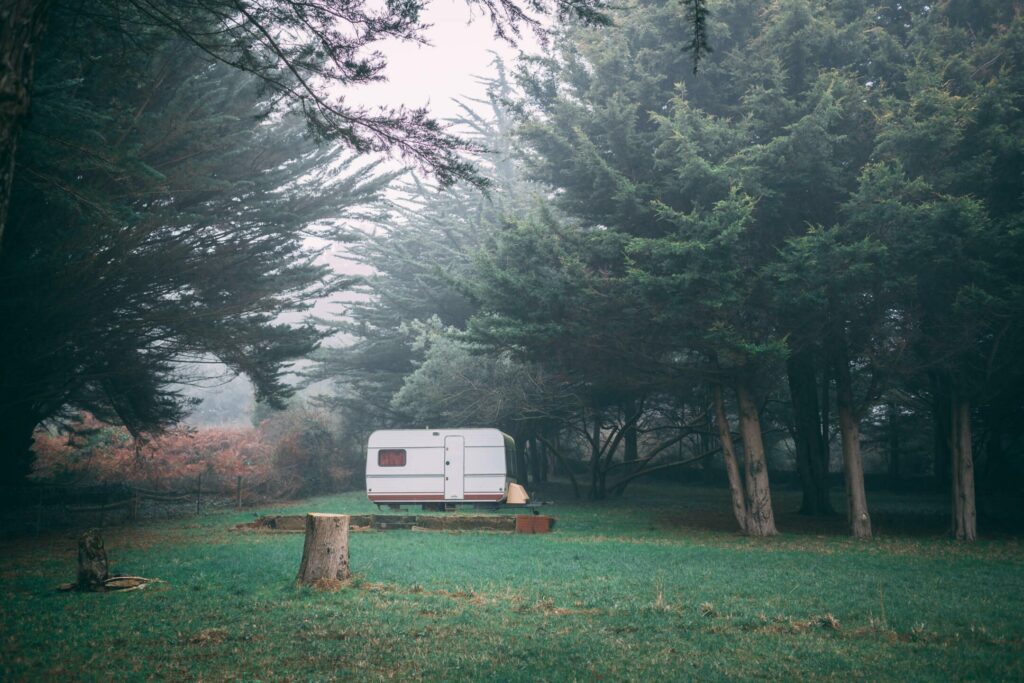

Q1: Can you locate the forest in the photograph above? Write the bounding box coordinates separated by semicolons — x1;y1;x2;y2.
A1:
1;0;1023;679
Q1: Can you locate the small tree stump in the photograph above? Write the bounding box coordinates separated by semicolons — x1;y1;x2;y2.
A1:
296;514;350;587
77;529;109;591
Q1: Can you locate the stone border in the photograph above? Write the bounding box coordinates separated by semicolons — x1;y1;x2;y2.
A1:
234;513;555;533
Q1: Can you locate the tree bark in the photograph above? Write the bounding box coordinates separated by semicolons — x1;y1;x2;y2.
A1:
735;380;777;536
296;513;351;586
77;529;109;591
787;349;834;515
832;332;872;540
949;394;977;541
713;383;748;533
0;0;50;253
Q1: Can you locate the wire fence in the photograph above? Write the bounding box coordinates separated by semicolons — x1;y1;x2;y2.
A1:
0;474;258;540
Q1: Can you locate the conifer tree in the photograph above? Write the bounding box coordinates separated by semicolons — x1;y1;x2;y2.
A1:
310;61;536;425
0;0;643;252
0;30;392;487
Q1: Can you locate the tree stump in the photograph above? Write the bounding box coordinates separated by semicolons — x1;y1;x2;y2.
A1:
77;529;109;591
296;514;350;587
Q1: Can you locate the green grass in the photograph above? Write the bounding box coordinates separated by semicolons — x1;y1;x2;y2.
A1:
1;484;1022;681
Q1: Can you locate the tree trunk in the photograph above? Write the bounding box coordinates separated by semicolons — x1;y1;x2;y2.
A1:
0;0;50;253
713;383;748;533
832;332;872;540
589;411;602;499
735;380;777;536
537;434;580;498
931;374;952;488
296;513;351;586
887;402;900;490
787;349;834;515
608;400;645;492
820;361;831;451
515;435;530;488
537;435;549;482
982;415;1009;493
949;394;977;542
77;529;109;591
698;393;714;478
528;435;542;484
0;402;40;492
623;399;638;464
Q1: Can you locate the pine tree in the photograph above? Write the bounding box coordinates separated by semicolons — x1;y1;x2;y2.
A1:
0;32;393;487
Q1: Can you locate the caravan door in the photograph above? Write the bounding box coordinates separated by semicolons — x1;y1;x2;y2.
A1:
444;435;465;500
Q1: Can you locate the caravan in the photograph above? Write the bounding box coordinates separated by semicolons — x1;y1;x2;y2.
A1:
365;428;521;507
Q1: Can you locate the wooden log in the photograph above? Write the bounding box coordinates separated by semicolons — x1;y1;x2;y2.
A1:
296;513;350;587
77;529;108;591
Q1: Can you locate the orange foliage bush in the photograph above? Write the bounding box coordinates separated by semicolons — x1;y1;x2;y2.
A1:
32;415;273;493
31;408;357;499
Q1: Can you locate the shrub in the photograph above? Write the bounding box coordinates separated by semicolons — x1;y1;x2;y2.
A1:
30;406;359;500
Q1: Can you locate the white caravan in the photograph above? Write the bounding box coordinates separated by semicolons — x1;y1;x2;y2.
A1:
366;428;519;506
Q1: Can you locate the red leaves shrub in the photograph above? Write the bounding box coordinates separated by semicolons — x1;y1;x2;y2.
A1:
33;418;272;492
31;408;357;499
257;407;354;498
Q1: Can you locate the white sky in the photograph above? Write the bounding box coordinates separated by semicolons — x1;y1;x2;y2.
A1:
348;0;538;119
186;1;541;423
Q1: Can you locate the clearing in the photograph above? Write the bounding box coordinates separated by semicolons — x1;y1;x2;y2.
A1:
1;484;1022;681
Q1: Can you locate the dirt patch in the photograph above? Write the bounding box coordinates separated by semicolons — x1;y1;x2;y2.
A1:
309;578;346;592
355;581;601;616
187;628;229;645
517;597;602;616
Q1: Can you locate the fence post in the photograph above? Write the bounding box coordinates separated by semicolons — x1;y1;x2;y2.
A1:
195;473;202;515
35;491;43;537
236;475;243;509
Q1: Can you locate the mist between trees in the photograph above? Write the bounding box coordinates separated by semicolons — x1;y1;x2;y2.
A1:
2;0;1022;543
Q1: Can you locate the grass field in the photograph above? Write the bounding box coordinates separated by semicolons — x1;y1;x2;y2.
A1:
1;484;1022;681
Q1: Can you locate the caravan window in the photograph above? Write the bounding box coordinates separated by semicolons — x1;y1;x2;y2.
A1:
378;449;406;467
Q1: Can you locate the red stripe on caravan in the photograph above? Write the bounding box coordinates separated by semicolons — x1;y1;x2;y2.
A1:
368;493;444;501
368;493;505;502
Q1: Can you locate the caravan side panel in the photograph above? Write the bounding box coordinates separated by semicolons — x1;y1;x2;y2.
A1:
366;429;511;504
366;431;444;502
462;443;507;501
